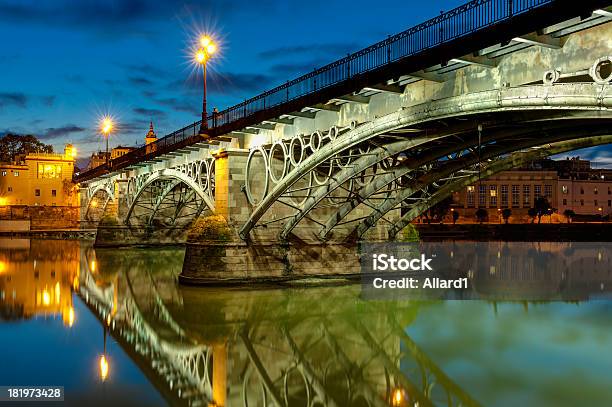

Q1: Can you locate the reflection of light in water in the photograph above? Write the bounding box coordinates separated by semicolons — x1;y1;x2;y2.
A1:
0;260;6;274
106;314;111;326
63;307;75;327
42;289;51;306
392;388;404;406
55;282;60;305
99;355;109;381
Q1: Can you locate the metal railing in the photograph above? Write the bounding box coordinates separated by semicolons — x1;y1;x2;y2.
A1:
76;0;555;181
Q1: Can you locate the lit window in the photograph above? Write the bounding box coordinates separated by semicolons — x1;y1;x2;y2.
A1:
37;164;62;179
13;171;19;177
562;185;568;194
489;186;497;197
467;185;475;193
594;187;598;195
1;171;6;176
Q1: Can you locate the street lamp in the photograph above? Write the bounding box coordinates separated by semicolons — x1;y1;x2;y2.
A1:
194;35;217;133
100;116;114;166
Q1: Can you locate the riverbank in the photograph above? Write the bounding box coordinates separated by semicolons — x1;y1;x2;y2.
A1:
415;223;612;241
0;229;96;240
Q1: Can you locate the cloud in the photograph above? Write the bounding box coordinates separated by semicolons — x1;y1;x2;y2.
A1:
0;92;27;108
42;124;86;139
128;76;154;87
133;107;167;119
123;63;170;79
41;95;55;106
155;97;200;115
258;42;360;59
209;72;275;94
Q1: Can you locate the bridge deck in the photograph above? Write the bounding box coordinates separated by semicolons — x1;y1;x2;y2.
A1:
75;0;612;183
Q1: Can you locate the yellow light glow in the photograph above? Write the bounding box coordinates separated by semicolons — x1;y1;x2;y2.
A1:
42;289;51;306
101;116;114;135
0;197;7;206
392;388;403;406
72;275;79;291
106;314;111;326
206;43;217;55
0;261;6;274
91;200;98;208
90;260;97;272
195;49;206;64
55;282;61;305
99;355;109;381
200;35;211;47
64;307;75;327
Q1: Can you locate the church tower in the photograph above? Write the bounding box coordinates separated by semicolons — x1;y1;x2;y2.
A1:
145;122;157;145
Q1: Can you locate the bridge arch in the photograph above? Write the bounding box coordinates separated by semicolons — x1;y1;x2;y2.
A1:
124;169;215;227
239;81;612;242
84;183;115;222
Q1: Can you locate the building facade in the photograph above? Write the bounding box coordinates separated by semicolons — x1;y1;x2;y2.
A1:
453;158;612;222
0;144;77;207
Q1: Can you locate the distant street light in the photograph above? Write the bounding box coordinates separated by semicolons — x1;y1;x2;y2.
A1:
100;116;114;166
194;35;217;133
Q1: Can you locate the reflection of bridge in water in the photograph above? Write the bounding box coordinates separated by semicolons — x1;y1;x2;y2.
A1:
78;247;482;407
76;241;612;406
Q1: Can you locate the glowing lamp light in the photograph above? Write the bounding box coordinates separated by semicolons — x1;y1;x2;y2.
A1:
0;260;6;274
0;197;7;206
101;117;113;135
206;43;217;55
195;50;206;64
99;355;109;381
200;35;212;47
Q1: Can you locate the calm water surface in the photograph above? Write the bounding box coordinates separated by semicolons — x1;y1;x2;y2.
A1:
0;238;611;406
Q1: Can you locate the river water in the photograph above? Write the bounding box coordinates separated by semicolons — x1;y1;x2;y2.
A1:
1;238;611;406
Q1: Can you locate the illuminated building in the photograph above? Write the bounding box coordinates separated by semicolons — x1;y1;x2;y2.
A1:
0;144;77;207
453;158;612;222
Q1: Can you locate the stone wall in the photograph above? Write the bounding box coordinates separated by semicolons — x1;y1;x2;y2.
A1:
0;205;79;229
180;242;362;285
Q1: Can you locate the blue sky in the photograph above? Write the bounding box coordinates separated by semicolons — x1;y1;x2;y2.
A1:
0;0;609;167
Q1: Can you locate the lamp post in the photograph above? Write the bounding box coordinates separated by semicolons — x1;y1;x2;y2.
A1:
195;35;217;133
100;117;113;166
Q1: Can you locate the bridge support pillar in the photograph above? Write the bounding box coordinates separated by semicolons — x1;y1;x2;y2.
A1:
114;179;129;223
212;148;250;232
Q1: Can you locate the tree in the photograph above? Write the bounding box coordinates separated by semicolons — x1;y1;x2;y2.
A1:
0;134;53;162
533;196;552;224
563;209;575;223
475;208;488;224
527;207;538;223
452;210;459;224
424;197;452;224
501;208;512;224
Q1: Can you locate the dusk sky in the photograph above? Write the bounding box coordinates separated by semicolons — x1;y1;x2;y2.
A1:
0;0;609;167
